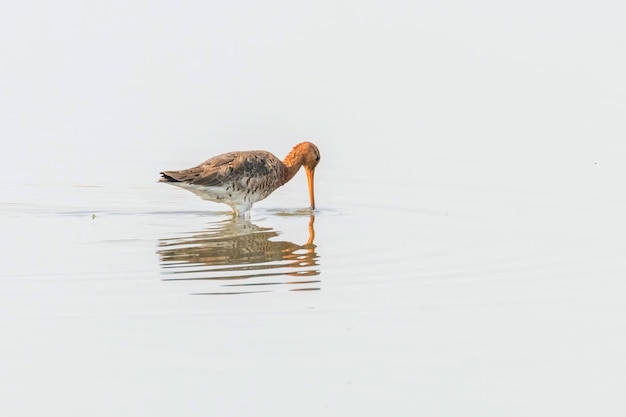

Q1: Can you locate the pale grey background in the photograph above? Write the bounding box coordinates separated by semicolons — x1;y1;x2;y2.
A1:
1;1;626;416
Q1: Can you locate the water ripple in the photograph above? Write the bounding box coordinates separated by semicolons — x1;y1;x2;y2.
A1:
157;215;319;294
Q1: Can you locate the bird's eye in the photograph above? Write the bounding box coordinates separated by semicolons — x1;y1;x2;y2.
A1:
315;154;320;162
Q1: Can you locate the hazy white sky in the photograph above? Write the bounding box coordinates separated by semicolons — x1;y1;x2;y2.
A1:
1;0;625;184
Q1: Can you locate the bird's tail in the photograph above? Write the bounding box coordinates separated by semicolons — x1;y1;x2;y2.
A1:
159;172;181;182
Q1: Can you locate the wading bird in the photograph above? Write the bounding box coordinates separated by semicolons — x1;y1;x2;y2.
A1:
159;142;320;216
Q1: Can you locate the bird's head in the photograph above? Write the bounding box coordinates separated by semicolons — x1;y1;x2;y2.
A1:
296;142;320;210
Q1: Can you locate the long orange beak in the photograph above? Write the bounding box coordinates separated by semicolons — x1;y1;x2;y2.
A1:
305;167;315;209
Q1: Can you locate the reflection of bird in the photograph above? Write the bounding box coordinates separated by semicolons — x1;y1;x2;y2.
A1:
157;215;319;294
159;142;321;216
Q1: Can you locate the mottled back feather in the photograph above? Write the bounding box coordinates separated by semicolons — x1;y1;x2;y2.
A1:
160;151;283;186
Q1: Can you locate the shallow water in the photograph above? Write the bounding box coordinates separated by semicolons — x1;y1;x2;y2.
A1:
2;158;626;416
158;214;320;294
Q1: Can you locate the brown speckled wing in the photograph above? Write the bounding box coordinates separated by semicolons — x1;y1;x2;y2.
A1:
161;151;283;189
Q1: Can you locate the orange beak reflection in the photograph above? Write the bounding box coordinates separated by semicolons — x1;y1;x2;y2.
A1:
305;167;315;209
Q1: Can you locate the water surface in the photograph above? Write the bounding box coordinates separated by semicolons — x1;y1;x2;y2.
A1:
2;161;625;416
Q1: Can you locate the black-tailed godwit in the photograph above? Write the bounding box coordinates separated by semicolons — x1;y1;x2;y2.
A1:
159;142;320;216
